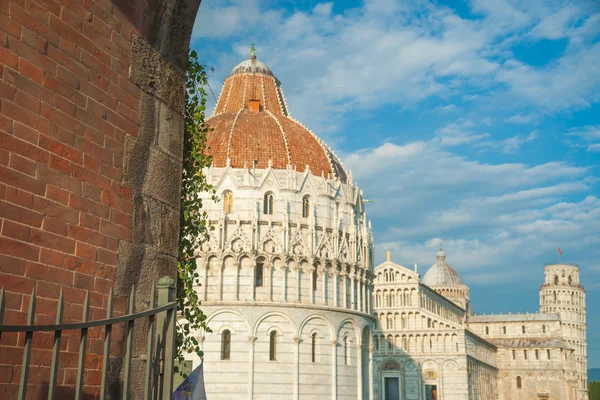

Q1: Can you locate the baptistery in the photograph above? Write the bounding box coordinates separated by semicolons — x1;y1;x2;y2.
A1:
190;47;375;400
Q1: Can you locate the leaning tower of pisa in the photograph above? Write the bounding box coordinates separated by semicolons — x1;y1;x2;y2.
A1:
539;263;588;400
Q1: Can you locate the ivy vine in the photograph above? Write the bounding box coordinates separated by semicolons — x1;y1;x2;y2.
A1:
175;49;217;371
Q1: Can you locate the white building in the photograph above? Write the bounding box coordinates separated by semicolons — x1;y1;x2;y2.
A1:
188;50;588;400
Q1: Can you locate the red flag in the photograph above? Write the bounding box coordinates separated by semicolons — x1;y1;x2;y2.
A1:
558;248;563;255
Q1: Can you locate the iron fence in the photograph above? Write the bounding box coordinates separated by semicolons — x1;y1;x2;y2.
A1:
0;276;177;400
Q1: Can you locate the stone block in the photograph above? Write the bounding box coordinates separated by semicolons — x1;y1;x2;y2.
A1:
158;102;184;159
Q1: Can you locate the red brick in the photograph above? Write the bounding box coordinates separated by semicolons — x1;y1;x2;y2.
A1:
32;195;80;225
12;122;39;145
82;182;101;202
30;228;75;253
57;34;80;59
42;74;87;108
66;224;107;248
36;280;61;299
4;67;55;104
79;212;99;230
39;133;83;163
71;165;111;192
0;46;18;70
1;99;51;135
49;153;72;174
83;126;105;147
53;95;77;117
83;153;101;172
8;152;36;176
1;165;47;200
109;208;131;229
116;102;138;124
6;34;56;74
117;75;141;100
5;185;34;208
46;45;89;80
106;107;137;134
2;220;30;242
35;0;61;16
75;241;96;260
100;191;132;214
99;219;129;241
80;50;118;82
79;80;117;110
42;215;67;235
0;81;16;104
14;87;41;114
45;184;69;205
40;248;64;268
25;262;73;286
24;0;49;25
0;254;27;275
0;199;43;227
73;272;94;290
60;6;82;30
96;248;116;266
37;164;81;195
21;26;48;54
100;162;121;181
0;237;39;262
48;14;91;52
17;58;43;84
0;149;7;166
107;83;138;112
0;13;22;38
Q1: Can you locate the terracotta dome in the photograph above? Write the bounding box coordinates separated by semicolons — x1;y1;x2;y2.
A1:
206;48;348;182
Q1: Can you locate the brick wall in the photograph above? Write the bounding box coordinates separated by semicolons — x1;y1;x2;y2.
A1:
0;0;200;397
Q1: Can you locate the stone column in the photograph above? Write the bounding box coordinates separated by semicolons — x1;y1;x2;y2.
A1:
248;336;257;400
357;343;363;399
294;336;301;400
218;262;224;301
357;277;363;312
202;259;208;301
310;267;316;304
351;271;356;311
341;272;348;309
265;262;273;302
234;261;240;301
369;346;374;400
250;263;256;301
296;267;301;303
331;340;338;400
332;270;339;307
282;265;287;302
321;268;327;305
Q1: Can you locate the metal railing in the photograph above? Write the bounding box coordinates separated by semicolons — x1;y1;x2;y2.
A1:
0;276;177;400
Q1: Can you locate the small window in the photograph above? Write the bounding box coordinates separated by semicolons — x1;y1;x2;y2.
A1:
516;376;522;389
221;330;231;360
535;350;539;360
302;195;310;218
512;350;516;360
522;325;526;334
568;276;573;285
374;336;379;351
485;326;489;335
547;349;551;360
524;350;528;360
311;333;317;362
263;192;274;215
503;326;507;334
269;331;277;361
542;325;546;334
344;337;349;365
554;275;559;284
255;263;264;287
223;191;233;214
313;269;318;291
387;336;393;350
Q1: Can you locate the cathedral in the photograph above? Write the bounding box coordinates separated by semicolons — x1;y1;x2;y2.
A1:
187;49;589;400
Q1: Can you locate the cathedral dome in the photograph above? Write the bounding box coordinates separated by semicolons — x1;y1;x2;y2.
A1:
422;248;465;287
206;46;348;182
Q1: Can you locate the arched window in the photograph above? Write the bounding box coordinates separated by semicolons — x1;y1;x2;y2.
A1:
524;350;528;360
568;275;573;285
387;335;393;351
221;330;231;360
313;269;318;291
503;326;507;334
485;326;489;335
269;331;277;361
344;336;349;365
522;325;526;334
561;270;565;277
554;275;559;284
263;192;274;215
255;262;264;287
223;191;233;214
311;333;317;362
302;195;310;218
542;325;546;334
516;376;522;389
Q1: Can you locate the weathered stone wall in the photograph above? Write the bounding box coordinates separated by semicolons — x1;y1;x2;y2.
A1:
0;0;200;397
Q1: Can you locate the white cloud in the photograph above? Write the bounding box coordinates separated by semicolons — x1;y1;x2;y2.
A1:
505;114;538;124
501;130;537;153
568;125;600;153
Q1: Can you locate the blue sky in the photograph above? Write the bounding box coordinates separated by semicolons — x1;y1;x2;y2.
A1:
191;0;600;368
